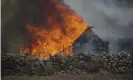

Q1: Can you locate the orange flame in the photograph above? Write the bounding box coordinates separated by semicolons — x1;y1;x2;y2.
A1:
20;0;89;59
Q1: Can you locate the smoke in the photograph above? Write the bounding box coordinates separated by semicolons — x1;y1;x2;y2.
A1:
2;0;133;53
64;0;133;53
1;0;40;53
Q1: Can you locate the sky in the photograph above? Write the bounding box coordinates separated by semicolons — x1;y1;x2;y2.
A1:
64;0;133;53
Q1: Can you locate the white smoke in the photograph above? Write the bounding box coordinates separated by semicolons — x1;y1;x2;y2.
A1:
64;0;133;53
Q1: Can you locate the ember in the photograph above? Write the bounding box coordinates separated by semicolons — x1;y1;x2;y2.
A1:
20;0;89;59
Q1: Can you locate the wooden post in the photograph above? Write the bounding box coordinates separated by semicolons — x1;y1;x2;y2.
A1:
29;31;32;55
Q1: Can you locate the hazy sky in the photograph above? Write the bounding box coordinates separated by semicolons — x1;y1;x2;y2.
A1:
64;0;133;53
64;0;133;40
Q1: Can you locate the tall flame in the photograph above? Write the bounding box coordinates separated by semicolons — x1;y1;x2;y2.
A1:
20;0;89;59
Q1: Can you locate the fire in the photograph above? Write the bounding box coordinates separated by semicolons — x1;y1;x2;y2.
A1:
20;0;89;59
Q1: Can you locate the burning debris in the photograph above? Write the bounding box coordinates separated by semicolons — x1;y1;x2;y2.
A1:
19;0;89;59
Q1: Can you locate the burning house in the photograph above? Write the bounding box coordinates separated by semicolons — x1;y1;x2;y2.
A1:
2;0;109;59
73;27;109;54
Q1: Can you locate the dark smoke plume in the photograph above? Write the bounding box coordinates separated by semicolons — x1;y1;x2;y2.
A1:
2;0;133;53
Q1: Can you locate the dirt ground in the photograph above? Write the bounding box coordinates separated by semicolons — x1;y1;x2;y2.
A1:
2;74;133;80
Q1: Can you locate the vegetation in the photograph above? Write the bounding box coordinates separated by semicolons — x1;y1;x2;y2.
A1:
1;52;133;76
